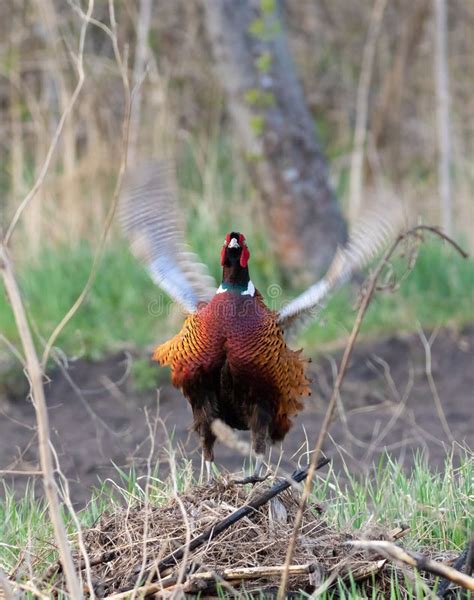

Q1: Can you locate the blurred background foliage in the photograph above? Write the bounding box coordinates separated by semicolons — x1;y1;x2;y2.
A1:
0;0;473;364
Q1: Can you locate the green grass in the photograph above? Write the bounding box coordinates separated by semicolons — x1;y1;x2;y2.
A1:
1;238;472;368
0;450;472;598
1;134;472;368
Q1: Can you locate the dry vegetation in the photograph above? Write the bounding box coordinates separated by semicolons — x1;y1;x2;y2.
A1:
1;0;473;256
50;477;457;598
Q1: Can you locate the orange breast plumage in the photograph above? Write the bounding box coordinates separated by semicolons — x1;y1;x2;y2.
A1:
153;290;310;439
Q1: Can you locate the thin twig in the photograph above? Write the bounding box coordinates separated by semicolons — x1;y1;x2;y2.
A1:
50;444;96;600
277;225;468;598
416;324;455;442
130;408;157;600
348;0;387;221
167;433;192;596
0;569;14;600
3;0;95;247
40;0;133;368
0;246;82;600
349;540;474;592
128;0;152;163
0;469;42;476
0;333;26;366
0;579;50;600
434;0;453;236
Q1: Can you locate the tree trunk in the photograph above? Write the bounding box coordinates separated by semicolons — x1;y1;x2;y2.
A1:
202;0;347;278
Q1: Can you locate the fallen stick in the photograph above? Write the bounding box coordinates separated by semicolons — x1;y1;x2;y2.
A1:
347;559;386;582
348;540;474;592
180;564;317;593
118;459;330;593
388;525;410;541
187;563;316;583
105;564;317;599
101;574;176;599
42;550;117;583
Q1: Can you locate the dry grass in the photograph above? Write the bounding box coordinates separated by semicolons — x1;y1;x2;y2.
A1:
40;473;462;598
1;1;473;257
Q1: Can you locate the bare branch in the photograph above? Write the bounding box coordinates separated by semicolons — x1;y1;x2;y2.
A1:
416;325;455;442
277;225;468;598
0;469;42;476
3;0;95;247
40;1;133;368
0;246;82;600
349;540;474;592
130;409;157;599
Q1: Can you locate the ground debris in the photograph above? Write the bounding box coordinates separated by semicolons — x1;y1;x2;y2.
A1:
42;472;454;598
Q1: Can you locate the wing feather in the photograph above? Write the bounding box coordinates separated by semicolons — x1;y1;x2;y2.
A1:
119;161;217;313
277;203;404;338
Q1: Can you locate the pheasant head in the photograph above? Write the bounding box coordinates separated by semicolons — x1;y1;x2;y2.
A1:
219;232;253;293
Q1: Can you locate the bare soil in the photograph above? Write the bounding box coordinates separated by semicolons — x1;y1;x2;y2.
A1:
1;326;472;507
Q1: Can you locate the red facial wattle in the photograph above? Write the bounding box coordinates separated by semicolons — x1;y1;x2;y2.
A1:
239;234;250;268
221;233;231;266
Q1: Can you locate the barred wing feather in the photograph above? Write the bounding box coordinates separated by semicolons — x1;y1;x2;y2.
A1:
120;162;217;313
277;204;404;338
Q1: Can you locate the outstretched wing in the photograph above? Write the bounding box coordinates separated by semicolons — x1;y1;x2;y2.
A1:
277;204;404;337
119;161;217;313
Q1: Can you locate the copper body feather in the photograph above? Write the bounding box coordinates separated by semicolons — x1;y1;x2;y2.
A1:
153;290;310;448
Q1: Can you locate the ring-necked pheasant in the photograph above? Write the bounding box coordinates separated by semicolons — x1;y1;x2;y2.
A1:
120;162;401;480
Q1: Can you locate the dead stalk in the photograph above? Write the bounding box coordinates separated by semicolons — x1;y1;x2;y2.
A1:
50;444;96;599
277;225;468;599
0;246;82;600
0;469;42;476
129;0;153;163
416;325;455;442
433;0;453;236
0;569;14;600
348;0;387;221
0;4;137;598
130;409;157;600
40;0;133;368
349;540;474;592
3;0;95;247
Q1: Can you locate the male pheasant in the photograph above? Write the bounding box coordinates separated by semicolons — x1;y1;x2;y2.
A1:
120;162;400;479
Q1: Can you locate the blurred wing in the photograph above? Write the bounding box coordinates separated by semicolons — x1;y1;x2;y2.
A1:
277;204;404;338
119;161;217;313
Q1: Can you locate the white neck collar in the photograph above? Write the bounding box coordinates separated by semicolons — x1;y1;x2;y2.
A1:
216;280;256;297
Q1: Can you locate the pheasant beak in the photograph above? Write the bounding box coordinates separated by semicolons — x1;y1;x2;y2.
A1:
228;238;240;249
